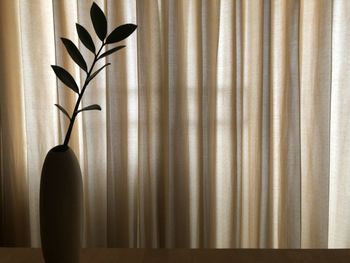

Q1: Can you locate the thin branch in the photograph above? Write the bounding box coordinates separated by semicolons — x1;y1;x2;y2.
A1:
62;42;105;147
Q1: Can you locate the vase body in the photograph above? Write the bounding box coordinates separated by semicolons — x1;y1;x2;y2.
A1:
40;145;83;263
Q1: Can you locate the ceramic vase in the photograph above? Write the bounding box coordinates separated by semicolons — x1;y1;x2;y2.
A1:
40;145;83;263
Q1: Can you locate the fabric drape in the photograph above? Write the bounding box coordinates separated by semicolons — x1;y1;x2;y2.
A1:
0;0;349;248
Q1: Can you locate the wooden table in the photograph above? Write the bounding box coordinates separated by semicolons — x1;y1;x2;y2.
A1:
1;248;350;262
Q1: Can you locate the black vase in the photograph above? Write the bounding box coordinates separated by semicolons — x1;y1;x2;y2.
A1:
40;145;83;263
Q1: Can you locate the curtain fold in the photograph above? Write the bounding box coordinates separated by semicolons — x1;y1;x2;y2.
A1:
269;0;301;248
0;0;30;246
329;0;350;248
1;0;349;248
299;0;332;248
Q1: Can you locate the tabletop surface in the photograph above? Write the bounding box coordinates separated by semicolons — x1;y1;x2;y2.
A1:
1;248;350;262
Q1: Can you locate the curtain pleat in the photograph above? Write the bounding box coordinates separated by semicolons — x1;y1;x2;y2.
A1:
0;0;30;246
329;0;350;248
269;0;301;248
1;0;350;248
19;0;58;247
200;0;221;248
300;0;332;248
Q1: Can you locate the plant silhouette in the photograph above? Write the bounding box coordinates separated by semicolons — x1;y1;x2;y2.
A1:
52;2;137;148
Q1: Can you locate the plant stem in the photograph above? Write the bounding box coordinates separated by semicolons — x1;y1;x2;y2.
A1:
63;43;105;147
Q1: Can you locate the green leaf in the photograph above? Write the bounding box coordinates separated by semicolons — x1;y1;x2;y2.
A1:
51;65;79;94
87;63;111;83
90;2;107;41
77;104;101;114
76;23;96;54
54;104;71;120
61;38;87;72
98;46;125;59
106;24;137;44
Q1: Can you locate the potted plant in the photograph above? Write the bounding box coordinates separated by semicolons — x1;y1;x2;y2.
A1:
39;2;137;262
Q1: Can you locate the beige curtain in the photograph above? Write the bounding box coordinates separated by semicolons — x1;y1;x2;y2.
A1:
0;0;349;248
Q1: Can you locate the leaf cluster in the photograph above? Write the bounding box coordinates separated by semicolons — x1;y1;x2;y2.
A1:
53;2;137;121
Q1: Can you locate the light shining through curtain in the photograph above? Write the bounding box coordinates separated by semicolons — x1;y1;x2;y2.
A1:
1;0;350;248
